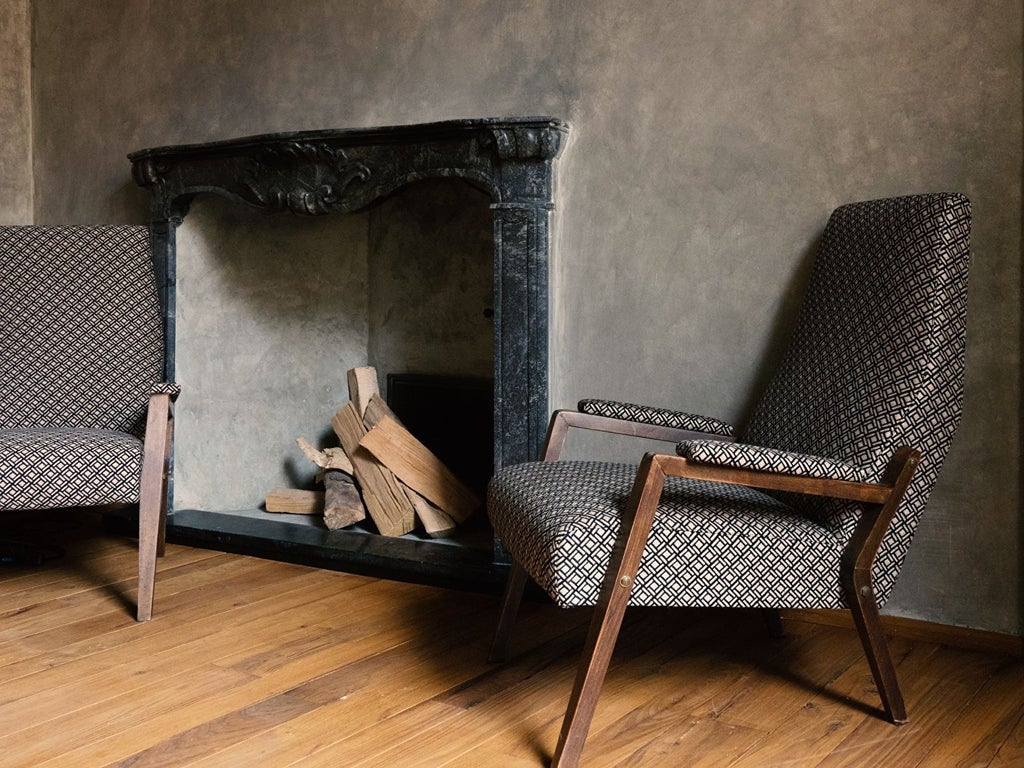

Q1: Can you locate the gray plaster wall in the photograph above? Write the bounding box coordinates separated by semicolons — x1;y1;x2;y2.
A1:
174;198;369;509
19;0;1022;635
0;0;31;223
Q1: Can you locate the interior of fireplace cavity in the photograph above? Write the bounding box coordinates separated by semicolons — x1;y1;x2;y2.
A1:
173;177;494;515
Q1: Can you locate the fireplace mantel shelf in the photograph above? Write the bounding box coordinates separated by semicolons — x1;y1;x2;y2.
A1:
129;116;568;218
128;116;568;589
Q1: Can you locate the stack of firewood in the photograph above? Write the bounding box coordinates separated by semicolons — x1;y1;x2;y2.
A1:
264;366;479;538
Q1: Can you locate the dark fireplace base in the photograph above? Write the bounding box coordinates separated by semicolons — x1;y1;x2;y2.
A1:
163;507;509;594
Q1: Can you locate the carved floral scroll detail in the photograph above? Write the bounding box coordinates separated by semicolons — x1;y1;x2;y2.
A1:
240;142;372;215
485;126;563;161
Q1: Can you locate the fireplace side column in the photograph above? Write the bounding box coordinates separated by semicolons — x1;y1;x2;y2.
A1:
492;201;551;470
148;215;180;383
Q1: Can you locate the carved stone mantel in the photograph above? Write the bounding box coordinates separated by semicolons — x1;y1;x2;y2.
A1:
129;116;568;480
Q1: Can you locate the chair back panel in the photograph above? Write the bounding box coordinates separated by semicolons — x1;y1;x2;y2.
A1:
742;194;971;602
0;226;163;438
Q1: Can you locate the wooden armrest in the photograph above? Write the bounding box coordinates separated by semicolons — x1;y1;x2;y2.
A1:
541;409;736;462
643;446;921;580
654;453;893;504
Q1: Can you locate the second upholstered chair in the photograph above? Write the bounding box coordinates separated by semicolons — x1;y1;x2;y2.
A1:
0;226;177;621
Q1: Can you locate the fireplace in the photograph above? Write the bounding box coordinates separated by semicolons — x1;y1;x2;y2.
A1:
128;117;568;590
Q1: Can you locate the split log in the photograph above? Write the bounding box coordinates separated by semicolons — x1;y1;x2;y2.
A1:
323;470;366;530
347;366;381;418
266;488;323;515
361;393;395;430
363;394;456;538
405;490;457;538
331;402;415;537
296;437;354;475
359;414;480;523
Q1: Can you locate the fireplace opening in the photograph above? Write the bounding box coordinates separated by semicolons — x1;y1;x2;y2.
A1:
170;176;495;517
386;373;494;497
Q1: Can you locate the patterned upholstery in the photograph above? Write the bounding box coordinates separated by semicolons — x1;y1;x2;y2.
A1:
578;398;735;437
741;193;970;602
0;429;146;509
489;194;971;610
0;226;167;511
151;382;181;398
676;440;873;483
489;461;845;608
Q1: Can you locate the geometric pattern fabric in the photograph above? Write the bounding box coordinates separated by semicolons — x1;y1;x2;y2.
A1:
0;428;145;509
676;439;873;483
150;382;182;398
578;398;735;437
0;226;167;511
0;226;164;439
740;193;971;603
489;193;971;610
488;460;846;608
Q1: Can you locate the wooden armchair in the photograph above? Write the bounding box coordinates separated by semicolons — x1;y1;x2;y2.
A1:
487;194;972;767
0;226;177;621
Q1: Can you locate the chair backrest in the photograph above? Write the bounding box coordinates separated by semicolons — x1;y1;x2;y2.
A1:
742;194;971;603
0;226;163;438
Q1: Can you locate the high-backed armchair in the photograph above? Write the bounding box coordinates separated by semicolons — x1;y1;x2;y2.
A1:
0;226;177;621
487;194;971;767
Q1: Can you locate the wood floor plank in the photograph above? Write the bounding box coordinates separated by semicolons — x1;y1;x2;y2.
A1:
322;621;601;768
813;644;1005;768
91;600;499;766
0;560;342;682
1;663;260;768
39;584;498;767
590;716;766;768
419;611;757;768
540;612;845;767
724;636;915;768
0;567;377;738
577;664;768;767
0;537;224;601
180;606;589;768
0;544;222;641
0;553;262;673
987;707;1024;768
685;621;865;730
0;548;237;676
0;515;219;593
913;658;1024;768
1;516;1021;768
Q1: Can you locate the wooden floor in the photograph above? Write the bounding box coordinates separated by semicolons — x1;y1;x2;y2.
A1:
1;511;1022;768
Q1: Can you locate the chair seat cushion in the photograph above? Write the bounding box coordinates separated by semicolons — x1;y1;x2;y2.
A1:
0;428;144;510
488;461;847;610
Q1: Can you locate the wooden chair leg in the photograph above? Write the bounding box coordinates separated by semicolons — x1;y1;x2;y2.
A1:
156;501;168;558
489;561;529;663
839;448;918;724
762;608;784;639
137;394;171;622
551;454;666;768
155;414;174;558
847;576;907;723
